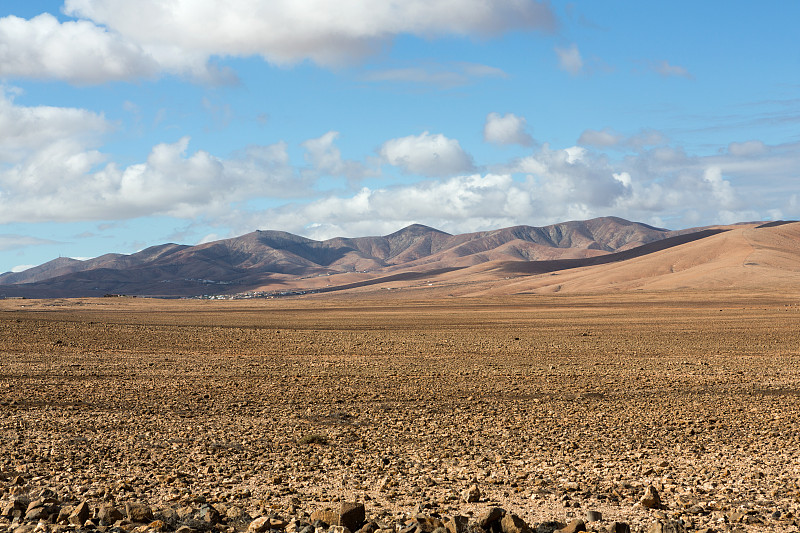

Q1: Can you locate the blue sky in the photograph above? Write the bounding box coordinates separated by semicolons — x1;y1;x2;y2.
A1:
1;1;798;274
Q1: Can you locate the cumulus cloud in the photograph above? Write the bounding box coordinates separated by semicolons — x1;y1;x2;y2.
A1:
239;138;800;240
0;14;161;84
555;43;583;75
483;112;534;146
0;1;556;84
652;60;693;79
301;131;374;180
0;89;110;162
380;131;474;177
0;134;313;224
0;91;316;223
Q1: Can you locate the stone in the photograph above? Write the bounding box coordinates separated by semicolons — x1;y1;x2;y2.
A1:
69;502;91;526
639;486;663;510
443;515;468;533
270;517;289;530
415;516;444;533
175;527;196;533
97;505;124;525
462;484;481;503
2;500;25;518
24;507;50;522
310;510;339;527
148;520;167;531
198;505;220;525
555;520;585;533
125;503;154;523
535;523;564;533
645;521;685;533
585;511;602;523
479;508;505;530
339;503;365;532
330;526;352;533
603;523;630;533
248;517;271;533
500;514;531;533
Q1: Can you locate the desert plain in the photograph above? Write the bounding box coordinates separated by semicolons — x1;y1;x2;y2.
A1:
2;289;800;533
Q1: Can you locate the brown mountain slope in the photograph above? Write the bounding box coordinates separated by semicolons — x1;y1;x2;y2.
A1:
449;222;800;296
0;217;678;297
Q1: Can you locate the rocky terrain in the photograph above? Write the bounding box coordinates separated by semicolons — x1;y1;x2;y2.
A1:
2;291;800;533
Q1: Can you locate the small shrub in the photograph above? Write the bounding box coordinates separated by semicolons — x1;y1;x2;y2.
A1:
298;433;328;445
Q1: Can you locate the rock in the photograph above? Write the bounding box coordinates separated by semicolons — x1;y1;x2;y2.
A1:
148;519;167;531
198;505;221;525
555;520;585;533
479;508;505;530
310;510;339;527
2;500;25;518
248;517;271;533
639;486;663;509
603;523;630;533
69;502;91;526
535;523;564;533
415;516;444;533
175;527;196;533
443;515;468;533
462;485;481;503
585;511;602;523
500;514;531;533
126;503;154;523
330;526;352;533
645;521;685;533
270;517;289;530
97;504;124;524
339;503;365;532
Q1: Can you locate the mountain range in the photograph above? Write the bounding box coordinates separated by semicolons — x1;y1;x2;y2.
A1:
1;216;797;298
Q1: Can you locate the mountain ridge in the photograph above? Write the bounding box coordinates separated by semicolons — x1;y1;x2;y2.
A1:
0;217;780;298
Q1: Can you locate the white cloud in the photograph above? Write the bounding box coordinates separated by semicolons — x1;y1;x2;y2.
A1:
362;62;508;88
10;264;35;273
0;1;556;84
483;112;534;146
380;131;474;177
197;233;220;245
703;167;737;209
578;128;623;147
0;89;110;162
578;128;668;149
301;131;374;180
0;14;161;84
0;92;315;223
555;43;583;75
652;60;692;79
0;234;60;252
728;140;767;157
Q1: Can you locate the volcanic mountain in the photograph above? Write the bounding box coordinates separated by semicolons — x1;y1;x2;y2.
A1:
0;217;676;297
1;217;796;298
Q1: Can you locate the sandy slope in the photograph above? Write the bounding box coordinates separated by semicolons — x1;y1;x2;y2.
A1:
469;222;800;295
323;222;800;298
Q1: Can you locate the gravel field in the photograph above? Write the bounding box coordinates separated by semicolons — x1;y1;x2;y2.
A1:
1;291;800;533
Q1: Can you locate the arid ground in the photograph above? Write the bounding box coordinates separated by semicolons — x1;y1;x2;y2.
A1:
2;290;800;532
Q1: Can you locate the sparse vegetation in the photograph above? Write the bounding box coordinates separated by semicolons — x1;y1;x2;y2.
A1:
297;433;329;445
